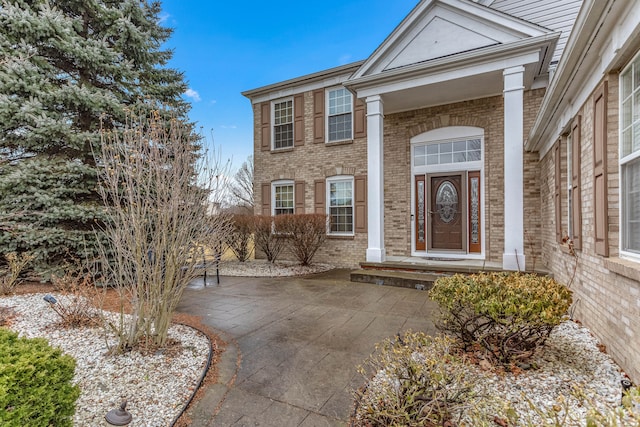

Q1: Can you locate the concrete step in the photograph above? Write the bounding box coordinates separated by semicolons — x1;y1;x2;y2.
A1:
350;269;449;291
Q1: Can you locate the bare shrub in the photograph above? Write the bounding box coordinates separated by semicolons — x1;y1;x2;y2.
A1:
0;252;34;295
45;272;100;328
224;214;254;262
253;215;287;263
352;332;484;427
278;214;328;266
95;110;231;352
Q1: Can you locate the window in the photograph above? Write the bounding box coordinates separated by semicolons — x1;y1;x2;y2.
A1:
327;177;354;234
273;182;294;216
413;138;482;166
621;54;640;256
327;88;352;142
273;99;293;149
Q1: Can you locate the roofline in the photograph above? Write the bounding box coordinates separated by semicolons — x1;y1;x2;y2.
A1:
344;33;560;91
526;0;614;152
241;60;365;99
351;0;554;81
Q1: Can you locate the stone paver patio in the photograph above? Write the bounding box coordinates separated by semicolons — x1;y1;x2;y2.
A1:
177;269;438;426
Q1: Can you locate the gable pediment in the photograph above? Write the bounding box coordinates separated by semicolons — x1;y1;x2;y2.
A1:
354;0;551;77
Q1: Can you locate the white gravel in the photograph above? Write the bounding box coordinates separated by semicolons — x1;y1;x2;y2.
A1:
476;320;626;425
217;259;334;277
358;320;630;426
1;293;210;427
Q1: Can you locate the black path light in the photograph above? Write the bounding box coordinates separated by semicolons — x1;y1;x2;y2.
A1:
105;400;133;425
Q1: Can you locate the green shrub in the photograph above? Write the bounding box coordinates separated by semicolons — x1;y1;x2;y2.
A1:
351;332;484;427
429;272;572;364
0;328;80;426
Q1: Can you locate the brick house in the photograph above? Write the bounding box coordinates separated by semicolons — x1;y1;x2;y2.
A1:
243;0;640;380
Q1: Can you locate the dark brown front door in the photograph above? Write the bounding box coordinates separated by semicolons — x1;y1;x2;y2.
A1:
428;174;466;251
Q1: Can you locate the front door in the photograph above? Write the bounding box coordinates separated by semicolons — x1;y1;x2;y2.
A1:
427;173;466;251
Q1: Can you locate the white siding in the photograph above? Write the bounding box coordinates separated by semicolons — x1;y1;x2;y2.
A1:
488;0;583;64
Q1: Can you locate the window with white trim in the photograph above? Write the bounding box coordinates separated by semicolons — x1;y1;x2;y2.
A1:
273;99;293;149
273;181;294;216
413;138;482;166
327;88;352;142
327;176;353;234
621;53;640;256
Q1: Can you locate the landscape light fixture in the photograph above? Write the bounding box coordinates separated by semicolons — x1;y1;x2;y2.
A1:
105;400;133;426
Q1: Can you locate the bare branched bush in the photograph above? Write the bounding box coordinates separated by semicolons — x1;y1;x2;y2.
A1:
0;252;34;295
96;110;231;352
45;273;100;328
352;332;484;427
279;214;328;266
224;214;254;262
253;215;287;263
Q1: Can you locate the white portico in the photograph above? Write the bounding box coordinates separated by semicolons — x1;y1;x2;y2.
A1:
344;0;559;270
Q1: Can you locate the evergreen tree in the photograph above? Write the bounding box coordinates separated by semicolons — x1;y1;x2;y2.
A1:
0;0;192;272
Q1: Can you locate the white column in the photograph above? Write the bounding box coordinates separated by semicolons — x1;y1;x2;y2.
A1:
366;95;386;262
503;66;525;271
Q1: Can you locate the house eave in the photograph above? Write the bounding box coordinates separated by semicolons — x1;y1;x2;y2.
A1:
241;61;364;101
352;0;554;81
345;33;559;93
525;0;615;153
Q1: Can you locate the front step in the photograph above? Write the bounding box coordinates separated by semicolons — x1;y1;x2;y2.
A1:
350;269;448;290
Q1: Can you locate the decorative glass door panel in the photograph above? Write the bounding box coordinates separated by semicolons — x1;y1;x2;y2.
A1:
428;174;466;251
415;175;426;251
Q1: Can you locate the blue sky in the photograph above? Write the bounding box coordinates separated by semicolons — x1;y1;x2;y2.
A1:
160;0;419;172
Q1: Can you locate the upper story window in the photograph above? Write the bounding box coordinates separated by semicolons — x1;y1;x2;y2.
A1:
273;99;293;149
620;53;640;256
327;176;354;235
273;181;294;216
327;88;352;142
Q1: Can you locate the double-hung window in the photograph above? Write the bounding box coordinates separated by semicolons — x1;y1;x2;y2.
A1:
621;53;640;256
327;177;354;234
327;88;352;142
273;181;294;216
273;99;293;149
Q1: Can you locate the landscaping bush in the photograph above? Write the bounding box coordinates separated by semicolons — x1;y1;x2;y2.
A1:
47;272;100;328
253;215;287;263
278;213;328;266
224;214;254;262
0;252;34;295
429;272;572;364
0;328;80;426
351;332;484;427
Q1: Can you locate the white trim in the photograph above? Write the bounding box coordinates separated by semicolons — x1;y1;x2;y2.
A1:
271;97;294;150
325;87;354;143
351;0;552;81
527;0;640;155
619;52;640;259
326;175;355;236
366;95;386;263
271;180;294;216
503;66;525;271
409;126;485;259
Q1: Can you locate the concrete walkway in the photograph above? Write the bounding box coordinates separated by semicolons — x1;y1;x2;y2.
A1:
176;269;439;426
